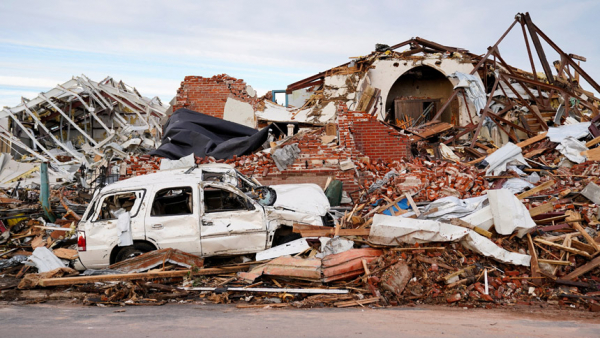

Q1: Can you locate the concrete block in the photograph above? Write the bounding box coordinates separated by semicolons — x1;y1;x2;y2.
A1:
581;182;600;205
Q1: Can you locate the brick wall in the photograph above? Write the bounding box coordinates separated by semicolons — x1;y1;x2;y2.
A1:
338;104;411;162
235;130;362;196
172;74;258;118
234;103;411;200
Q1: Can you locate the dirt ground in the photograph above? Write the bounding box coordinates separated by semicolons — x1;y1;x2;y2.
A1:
0;302;598;338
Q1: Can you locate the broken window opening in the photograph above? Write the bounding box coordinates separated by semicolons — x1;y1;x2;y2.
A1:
202;171;257;193
204;188;254;213
151;187;193;216
94;191;143;221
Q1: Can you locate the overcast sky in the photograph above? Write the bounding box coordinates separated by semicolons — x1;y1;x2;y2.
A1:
1;0;598;108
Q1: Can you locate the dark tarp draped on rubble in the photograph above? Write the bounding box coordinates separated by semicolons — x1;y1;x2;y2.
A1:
149;109;271;160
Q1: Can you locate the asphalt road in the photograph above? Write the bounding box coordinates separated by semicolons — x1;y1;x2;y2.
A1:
1;303;598;338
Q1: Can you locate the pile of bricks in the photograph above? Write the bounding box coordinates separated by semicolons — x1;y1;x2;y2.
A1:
118;155;162;179
356;157;488;203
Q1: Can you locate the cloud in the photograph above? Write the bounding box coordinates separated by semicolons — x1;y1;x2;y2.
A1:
0;89;42;107
0;76;63;89
0;0;598;106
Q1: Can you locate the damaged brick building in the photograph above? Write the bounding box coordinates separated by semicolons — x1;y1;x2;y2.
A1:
3;12;600;313
165;12;600;200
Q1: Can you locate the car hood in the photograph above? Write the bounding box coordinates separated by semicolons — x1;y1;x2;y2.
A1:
269;184;330;216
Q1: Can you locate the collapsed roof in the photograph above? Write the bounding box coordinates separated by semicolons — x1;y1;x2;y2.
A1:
278;12;600;152
0;75;169;181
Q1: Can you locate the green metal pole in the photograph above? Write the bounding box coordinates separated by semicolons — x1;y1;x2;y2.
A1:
40;162;56;222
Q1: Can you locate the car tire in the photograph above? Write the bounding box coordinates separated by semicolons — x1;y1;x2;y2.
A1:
115;242;155;263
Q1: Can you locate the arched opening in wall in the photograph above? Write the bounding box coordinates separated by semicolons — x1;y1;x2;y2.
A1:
385;65;458;126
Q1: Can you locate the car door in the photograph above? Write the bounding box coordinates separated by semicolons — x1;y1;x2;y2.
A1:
200;182;267;256
144;185;202;255
82;190;145;268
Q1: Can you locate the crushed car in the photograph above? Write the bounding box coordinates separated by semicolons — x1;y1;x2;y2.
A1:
75;163;330;269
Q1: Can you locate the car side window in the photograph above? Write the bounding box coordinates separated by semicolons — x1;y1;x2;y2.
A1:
94;191;142;221
204;188;254;213
151;187;194;216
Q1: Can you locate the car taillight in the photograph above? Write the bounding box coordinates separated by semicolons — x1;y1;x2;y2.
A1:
77;231;86;251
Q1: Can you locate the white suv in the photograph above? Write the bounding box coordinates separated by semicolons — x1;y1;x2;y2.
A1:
75;163;330;270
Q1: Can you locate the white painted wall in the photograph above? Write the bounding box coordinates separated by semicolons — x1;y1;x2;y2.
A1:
285;56;483;127
223;97;257;128
365;58;478;125
287;88;312;108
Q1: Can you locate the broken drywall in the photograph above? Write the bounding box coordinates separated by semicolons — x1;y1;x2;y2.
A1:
223;97;257;128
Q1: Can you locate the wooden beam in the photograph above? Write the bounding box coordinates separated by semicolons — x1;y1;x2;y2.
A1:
334;297;379;308
390;247;445;252
405;193;420;217
527;234;542;282
516;132;548;148
571;239;597;255
582;147;600;161
541;232;582;242
563;255;600;280
534;238;592;258
293;224;370;237
463;156;486;165
538;259;571;266
36;266;247;287
586;135;600;148
450;218;492;238
523;13;555;84
566;211;600;252
528;201;555;217
517;180;555;200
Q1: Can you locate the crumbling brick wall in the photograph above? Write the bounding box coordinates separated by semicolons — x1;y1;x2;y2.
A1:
338;103;411;162
240;103;410;198
172;74;258;118
237;131;360;194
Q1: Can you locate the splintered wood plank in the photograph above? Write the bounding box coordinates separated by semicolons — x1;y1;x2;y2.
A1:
586;135;600;148
334;297;379;308
52;248;78;260
294;224;370;237
563;256;600;280
566;211;600;252
405;193;420;216
298;228;371;237
582;147;600;161
36;266;247;287
527;234;542;283
537;259;571;266
450;218;493;238
524;148;548;158
528;201;555;217
517;180;555;200
391;247;445;252
464;156;486;165
516;132;547;148
534;238;592;258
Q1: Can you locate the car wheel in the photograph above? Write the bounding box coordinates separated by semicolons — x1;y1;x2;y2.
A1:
115;242;155;263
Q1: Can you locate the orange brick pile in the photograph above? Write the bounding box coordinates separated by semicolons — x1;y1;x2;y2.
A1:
356;157;488;203
119;154;162;179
